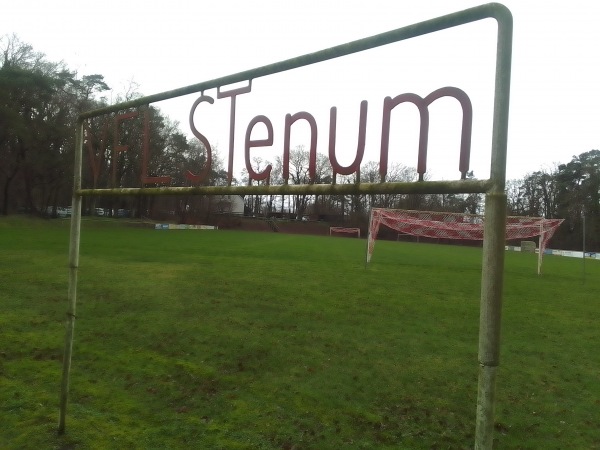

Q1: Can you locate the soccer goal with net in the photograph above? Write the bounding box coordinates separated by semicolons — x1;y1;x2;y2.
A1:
366;208;563;274
330;227;361;238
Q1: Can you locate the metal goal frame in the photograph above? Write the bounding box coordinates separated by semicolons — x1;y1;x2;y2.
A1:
59;4;512;448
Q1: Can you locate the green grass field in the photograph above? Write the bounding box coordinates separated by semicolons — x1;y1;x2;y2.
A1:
1;216;598;449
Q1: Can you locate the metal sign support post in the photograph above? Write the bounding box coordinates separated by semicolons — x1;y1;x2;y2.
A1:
475;6;512;445
58;121;84;434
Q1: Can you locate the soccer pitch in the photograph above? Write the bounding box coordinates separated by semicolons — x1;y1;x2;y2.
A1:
1;217;598;449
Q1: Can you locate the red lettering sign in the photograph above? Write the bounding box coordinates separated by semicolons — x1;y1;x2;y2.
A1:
87;85;472;189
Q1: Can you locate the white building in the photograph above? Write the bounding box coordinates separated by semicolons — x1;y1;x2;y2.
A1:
213;195;244;215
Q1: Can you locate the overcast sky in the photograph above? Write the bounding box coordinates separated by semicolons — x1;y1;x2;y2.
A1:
2;0;598;182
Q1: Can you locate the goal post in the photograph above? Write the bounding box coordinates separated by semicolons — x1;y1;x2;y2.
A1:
366;208;563;274
330;227;361;238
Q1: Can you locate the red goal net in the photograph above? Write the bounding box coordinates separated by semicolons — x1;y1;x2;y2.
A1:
367;208;563;273
330;227;361;238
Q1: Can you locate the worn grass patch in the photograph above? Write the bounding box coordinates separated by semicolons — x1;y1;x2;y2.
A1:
1;216;599;449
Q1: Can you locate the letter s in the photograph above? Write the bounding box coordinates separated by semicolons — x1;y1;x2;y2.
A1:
187;94;214;184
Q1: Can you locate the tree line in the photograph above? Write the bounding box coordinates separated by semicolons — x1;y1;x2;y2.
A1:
1;35;597;251
505;150;600;251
